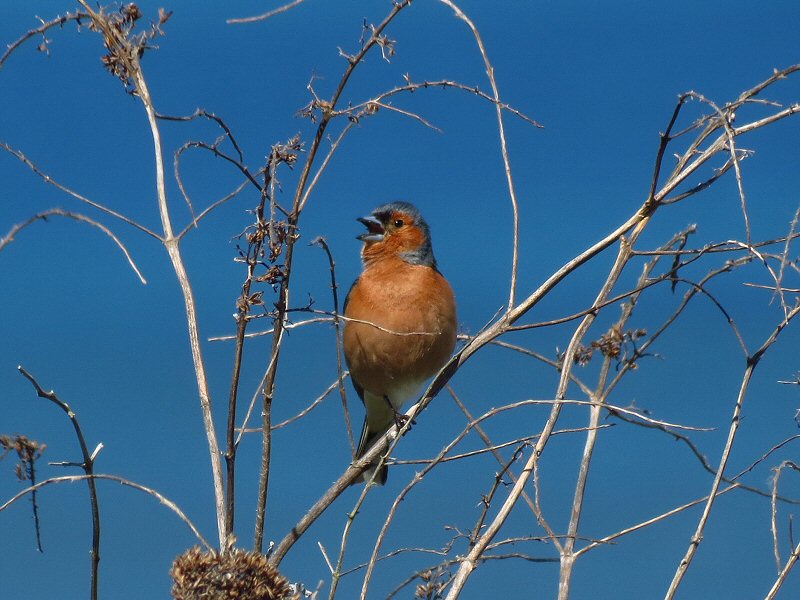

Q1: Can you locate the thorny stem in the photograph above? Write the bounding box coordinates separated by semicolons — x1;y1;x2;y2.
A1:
232;153;282;548
254;157;280;553
0;11;89;69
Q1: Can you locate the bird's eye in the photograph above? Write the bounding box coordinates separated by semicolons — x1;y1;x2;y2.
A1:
393;219;405;228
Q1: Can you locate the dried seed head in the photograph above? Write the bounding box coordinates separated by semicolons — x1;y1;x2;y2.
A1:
170;547;295;600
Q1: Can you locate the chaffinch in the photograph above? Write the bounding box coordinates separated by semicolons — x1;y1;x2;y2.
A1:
343;202;457;485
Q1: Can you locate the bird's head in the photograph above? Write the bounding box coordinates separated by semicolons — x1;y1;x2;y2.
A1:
357;201;436;268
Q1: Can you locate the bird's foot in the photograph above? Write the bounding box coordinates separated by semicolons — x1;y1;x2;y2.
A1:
383;394;415;432
393;412;412;430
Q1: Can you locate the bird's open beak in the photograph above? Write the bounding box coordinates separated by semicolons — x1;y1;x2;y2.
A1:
357;215;385;242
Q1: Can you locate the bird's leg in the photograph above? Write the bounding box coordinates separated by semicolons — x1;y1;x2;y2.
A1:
384;394;413;431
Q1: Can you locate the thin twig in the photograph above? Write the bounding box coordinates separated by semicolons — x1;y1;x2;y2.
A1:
574;485;740;558
76;0;229;547
18;366;102;600
227;0;308;25
439;0;522;309
772;465;784;573
0;11;88;69
176;178;251;240
298;121;356;213
271;376;344;430
393;426;612;464
209;317;333;342
156;108;246;162
328;468;375;600
448;386;540;520
765;461;800;600
0;473;212;551
338;78;542;128
664;302;800;600
311;237;354;452
1;141;161;240
1;208;147;284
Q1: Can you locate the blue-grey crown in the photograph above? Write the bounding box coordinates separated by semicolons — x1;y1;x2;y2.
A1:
371;201;437;268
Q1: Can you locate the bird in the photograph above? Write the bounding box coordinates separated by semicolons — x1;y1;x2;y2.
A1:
343;201;457;485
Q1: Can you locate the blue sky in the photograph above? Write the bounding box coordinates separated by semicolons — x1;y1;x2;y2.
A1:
2;1;800;598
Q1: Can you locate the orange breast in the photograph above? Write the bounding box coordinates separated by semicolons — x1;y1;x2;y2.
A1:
344;257;457;396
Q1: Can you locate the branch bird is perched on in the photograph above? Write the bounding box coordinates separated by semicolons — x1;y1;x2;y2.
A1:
344;202;457;485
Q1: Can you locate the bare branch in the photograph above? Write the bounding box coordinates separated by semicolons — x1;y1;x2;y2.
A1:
176;178;251;240
1;208;147;284
665;302;800;599
765;460;800;599
271;376;343;430
439;0;522;309
0;473;212;551
18;366;102;600
75;0;228;547
575;485;740;558
311;237;354;452
339;78;542;128
208;317;333;342
227;0;308;25
1;141;161;240
0;11;88;69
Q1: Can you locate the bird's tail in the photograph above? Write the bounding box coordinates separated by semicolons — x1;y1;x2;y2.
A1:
354;417;389;486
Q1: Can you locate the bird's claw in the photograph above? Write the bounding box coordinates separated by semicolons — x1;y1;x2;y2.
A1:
393;412;415;433
384;394;414;431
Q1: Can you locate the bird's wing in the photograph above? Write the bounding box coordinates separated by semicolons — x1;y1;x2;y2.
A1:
342;277;358;314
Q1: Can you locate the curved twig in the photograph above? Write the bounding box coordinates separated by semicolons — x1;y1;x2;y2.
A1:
18;366;102;600
1;141;161;240
227;0;308;25
1;208;147;284
0;11;88;69
0;473;212;551
439;0;521;309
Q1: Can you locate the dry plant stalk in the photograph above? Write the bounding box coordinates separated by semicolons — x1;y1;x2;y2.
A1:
74;0;229;549
4;2;800;600
17;367;102;600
